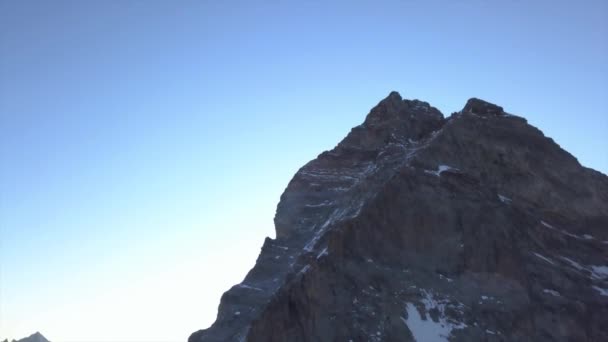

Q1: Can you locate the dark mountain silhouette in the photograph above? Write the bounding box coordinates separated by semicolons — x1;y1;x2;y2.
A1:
190;92;608;341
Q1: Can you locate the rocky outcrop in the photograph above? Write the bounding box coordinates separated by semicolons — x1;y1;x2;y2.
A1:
190;92;608;342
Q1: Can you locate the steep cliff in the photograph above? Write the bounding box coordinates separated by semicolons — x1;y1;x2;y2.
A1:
190;92;608;342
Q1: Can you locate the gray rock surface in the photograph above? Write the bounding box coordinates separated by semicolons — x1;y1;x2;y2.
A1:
190;92;608;342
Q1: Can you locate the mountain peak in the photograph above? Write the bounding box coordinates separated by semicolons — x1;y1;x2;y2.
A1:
386;90;402;101
191;93;608;342
462;97;505;116
8;332;50;342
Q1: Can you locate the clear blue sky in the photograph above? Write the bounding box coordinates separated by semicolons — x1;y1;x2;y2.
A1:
1;1;606;341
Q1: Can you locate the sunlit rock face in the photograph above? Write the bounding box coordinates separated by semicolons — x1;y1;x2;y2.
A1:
190;92;608;342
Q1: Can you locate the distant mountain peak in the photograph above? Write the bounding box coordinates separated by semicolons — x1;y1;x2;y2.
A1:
6;332;51;342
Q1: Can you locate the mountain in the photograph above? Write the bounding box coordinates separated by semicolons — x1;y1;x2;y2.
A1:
3;332;51;342
190;92;608;341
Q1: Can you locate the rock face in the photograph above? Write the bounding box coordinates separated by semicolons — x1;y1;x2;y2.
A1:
190;92;608;342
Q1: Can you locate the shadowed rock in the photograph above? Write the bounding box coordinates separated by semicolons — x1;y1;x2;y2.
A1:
462;98;505;116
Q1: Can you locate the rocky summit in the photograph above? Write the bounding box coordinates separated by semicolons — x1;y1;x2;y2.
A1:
190;92;608;342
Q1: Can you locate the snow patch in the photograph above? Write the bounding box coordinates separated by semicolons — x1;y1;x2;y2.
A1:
298;265;311;275
403;303;465;342
328;186;351;191
304;200;334;208
540;221;555;229
591;265;608;280
533;253;556;265
498;194;512;204
303;208;344;252
592;285;608;296
438;274;454;282
403;291;467;341
299;161;379;193
425;164;460;177
540;220;595;241
237;283;263;291
559;256;585;271
303;200;365;252
316;247;328;259
542;289;561;297
559;258;608;280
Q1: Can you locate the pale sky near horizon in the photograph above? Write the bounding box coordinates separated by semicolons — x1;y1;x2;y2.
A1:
1;1;607;341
